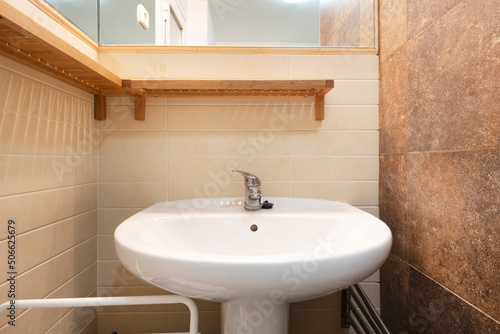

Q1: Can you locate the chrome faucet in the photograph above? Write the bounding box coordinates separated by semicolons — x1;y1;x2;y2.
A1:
233;170;262;211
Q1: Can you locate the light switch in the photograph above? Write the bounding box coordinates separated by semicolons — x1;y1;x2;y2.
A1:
137;4;150;30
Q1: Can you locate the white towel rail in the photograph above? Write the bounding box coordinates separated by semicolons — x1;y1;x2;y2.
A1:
0;295;199;334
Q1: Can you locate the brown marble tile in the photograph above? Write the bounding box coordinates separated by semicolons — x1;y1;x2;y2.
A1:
407;0;500;152
380;254;410;333
407;149;500;320
408;267;500;333
335;2;361;47
380;153;408;260
380;45;407;154
407;0;464;40
378;0;407;61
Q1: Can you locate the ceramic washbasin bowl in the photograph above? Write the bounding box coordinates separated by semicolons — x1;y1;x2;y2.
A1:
114;197;392;303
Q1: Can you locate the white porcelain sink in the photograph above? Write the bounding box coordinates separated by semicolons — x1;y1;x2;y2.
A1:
114;197;392;334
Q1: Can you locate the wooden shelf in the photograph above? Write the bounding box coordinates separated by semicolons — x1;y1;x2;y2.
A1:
122;79;334;120
0;1;334;121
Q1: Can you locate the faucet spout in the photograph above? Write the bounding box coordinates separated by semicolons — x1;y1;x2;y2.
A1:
232;170;262;211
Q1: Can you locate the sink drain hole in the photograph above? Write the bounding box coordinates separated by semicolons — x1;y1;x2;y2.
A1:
250;224;258;232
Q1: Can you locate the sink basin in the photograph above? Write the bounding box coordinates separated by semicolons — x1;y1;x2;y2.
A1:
114;197;392;334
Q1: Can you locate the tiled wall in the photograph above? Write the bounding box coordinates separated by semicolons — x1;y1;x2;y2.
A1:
0;56;98;333
321;0;375;47
96;53;380;334
379;0;500;332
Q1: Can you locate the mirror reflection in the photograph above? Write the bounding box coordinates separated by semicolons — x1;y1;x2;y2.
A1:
44;0;375;47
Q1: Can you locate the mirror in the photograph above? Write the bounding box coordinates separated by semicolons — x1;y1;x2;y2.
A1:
43;0;375;48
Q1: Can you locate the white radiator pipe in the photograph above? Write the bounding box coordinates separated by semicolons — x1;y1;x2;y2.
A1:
0;295;199;334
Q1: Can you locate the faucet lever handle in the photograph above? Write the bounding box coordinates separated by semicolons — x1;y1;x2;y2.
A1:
232;170;261;186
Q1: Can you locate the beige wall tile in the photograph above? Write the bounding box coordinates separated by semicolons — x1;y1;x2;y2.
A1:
0;155;97;197
325;80;379;105
290;55;379;80
98;261;149;287
0;184;96;239
99;104;167;131
0;211;96;274
290;131;379;156
168;182;290;201
98;131;166;157
78;316;98;334
98;235;117;260
291;157;379;181
166;54;290;79
290;105;378;130
168;104;290;130
58;306;97;334
0;306;60;333
98;157;167;182
98;209;142;234
291;182;378;206
98;183;166;208
0;238;97;301
168;131;290;157
168;157;290;182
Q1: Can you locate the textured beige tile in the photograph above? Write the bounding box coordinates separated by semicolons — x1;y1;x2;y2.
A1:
290;55;379;80
167;104;290;131
290;131;379;156
0;306;60;333
0;184;96;239
0;238;97;301
290;105;378;130
0;155;97;197
98;261;148;287
0;109;98;157
197;311;222;334
166;54;290;79
97;286;168;312
98;208;141;234
49;264;97;299
98;235;118;260
78;315;98;334
0;210;96;274
48;264;97;317
98;131;166;157
291;182;378;206
99;104;167;131
168;131;290;157
291;157;378;181
58;306;97;334
324;80;379;105
98;157;166;182
168;182;290;201
98;183;166;208
168;157;290;182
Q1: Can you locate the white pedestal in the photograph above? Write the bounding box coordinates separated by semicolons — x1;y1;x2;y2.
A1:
222;300;289;334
